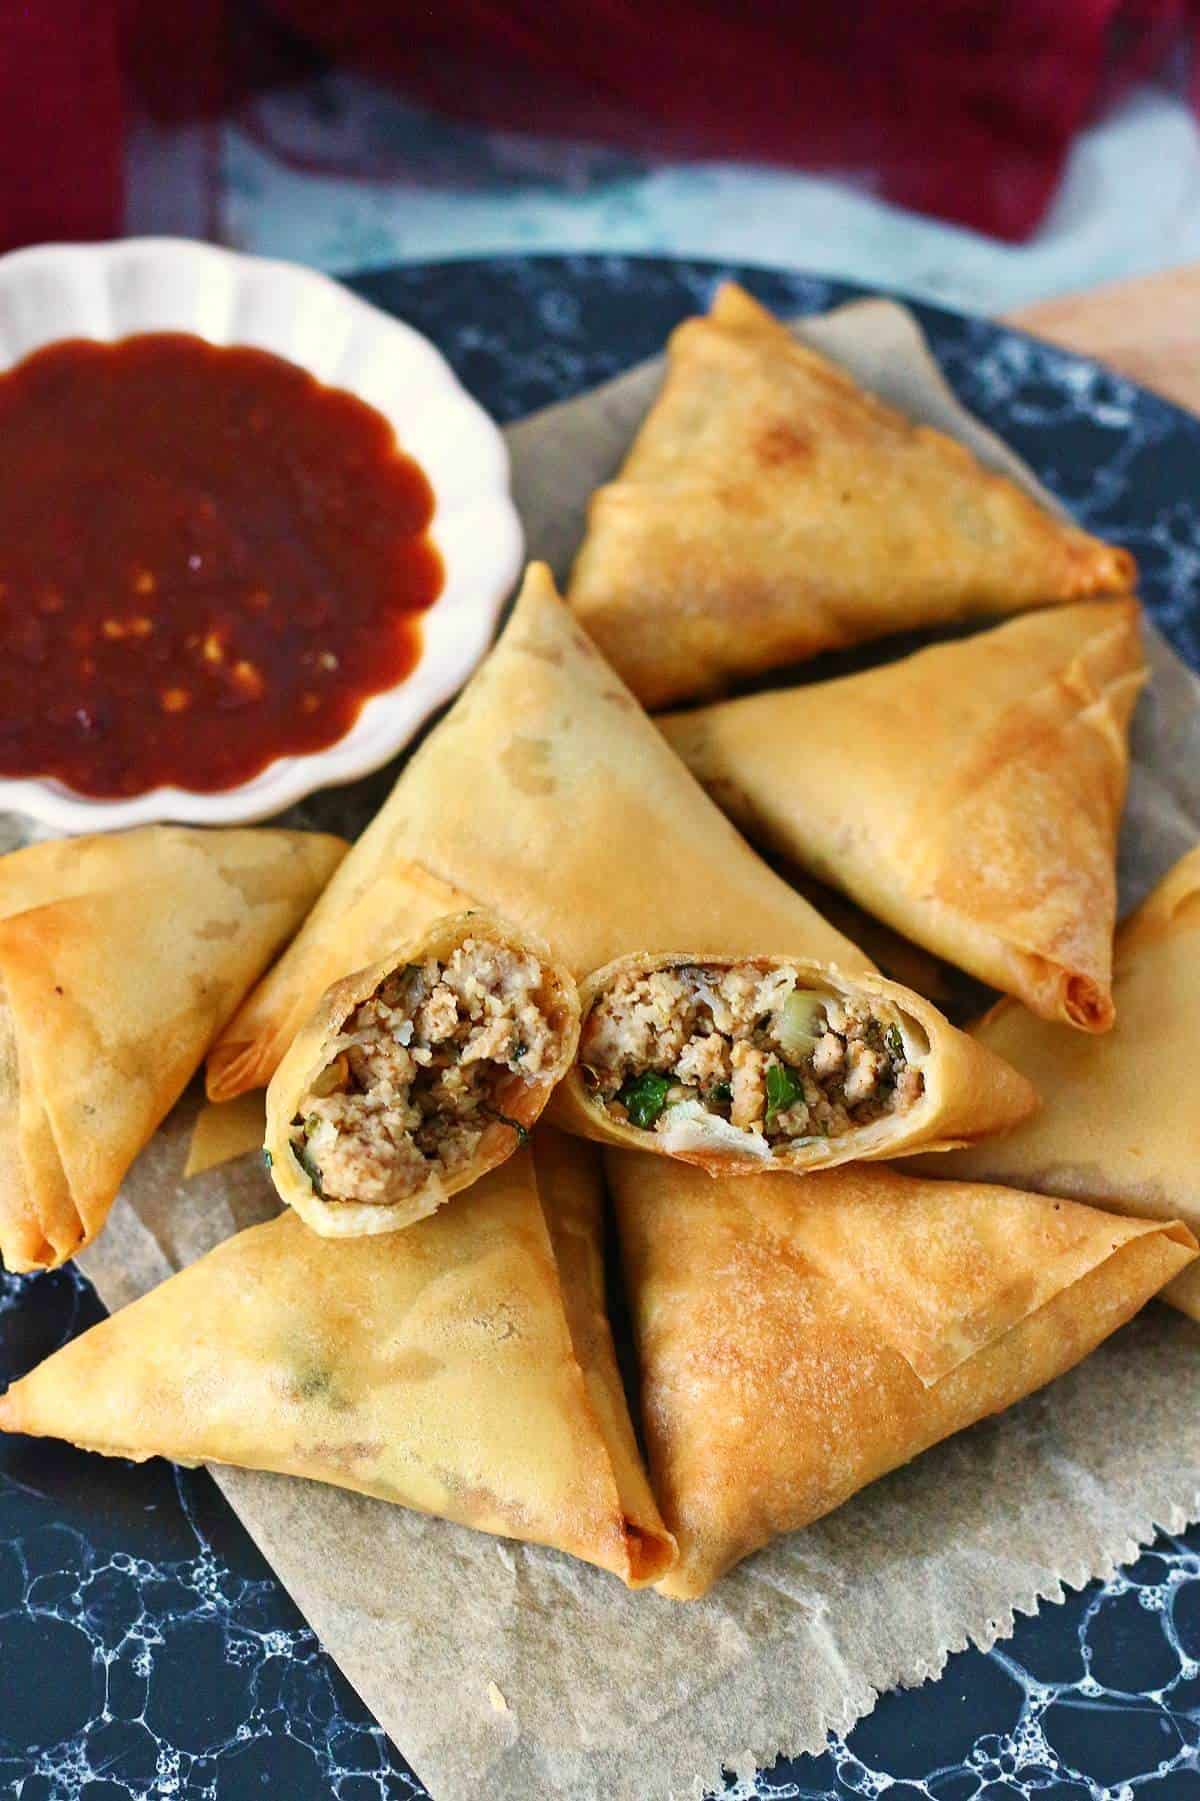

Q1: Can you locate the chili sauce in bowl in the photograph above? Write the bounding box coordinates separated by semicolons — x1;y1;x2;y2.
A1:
0;238;523;831
0;334;443;799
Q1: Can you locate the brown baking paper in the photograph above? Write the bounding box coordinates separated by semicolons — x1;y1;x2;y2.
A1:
21;298;1196;1800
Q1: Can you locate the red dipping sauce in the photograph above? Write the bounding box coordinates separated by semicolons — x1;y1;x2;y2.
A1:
0;333;444;797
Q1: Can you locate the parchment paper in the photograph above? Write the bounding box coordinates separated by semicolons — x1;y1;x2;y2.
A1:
58;300;1200;1800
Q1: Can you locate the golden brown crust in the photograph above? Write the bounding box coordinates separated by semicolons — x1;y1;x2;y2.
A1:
611;1153;1195;1597
534;1127;677;1579
923;843;1200;1324
208;564;869;1102
661;599;1146;1028
0;1134;676;1588
0;827;346;1272
183;1092;268;1179
568;283;1134;707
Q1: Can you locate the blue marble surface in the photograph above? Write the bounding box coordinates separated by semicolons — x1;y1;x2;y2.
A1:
2;255;1199;1800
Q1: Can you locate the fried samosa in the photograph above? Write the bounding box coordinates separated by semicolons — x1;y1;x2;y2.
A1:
611;1153;1195;1598
568;282;1135;706
184;1092;267;1179
662;599;1145;1029
207;562;870;1104
266;911;580;1235
551;951;1035;1170
0;826;345;1272
926;845;1200;1321
0;1131;676;1588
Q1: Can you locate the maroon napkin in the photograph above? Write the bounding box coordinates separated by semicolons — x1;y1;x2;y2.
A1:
264;0;1190;239
0;2;1194;255
0;1;124;250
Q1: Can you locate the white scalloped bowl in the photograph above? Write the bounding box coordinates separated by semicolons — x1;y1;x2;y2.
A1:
0;238;524;831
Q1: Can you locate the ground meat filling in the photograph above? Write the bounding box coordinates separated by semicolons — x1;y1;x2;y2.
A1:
291;938;559;1205
580;964;925;1146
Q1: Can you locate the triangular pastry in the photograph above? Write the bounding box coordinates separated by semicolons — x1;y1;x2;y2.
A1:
569;282;1135;705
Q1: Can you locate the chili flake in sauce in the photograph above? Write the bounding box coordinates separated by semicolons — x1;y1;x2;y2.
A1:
0;332;444;797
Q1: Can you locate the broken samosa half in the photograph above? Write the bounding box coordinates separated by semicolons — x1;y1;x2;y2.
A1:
266;911;580;1235
551;951;1036;1171
0;1129;675;1588
568;281;1135;706
661;598;1146;1030
610;1153;1195;1599
208;561;869;1103
0;825;346;1273
925;844;1200;1322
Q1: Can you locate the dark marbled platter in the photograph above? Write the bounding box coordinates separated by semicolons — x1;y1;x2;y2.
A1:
1;255;1198;1801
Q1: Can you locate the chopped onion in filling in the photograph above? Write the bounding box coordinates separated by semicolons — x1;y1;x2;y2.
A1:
580;963;925;1145
290;937;560;1205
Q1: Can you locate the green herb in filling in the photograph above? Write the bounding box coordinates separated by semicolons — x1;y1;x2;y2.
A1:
765;1062;803;1125
617;1071;674;1130
885;1024;904;1060
707;1080;733;1106
294;1141;325;1196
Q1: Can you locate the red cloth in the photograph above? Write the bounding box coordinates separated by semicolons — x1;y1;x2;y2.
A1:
0;1;125;250
267;0;1128;239
0;0;1192;252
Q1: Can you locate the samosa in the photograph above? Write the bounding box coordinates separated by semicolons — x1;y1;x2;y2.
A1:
550;950;1035;1173
265;910;580;1236
0;1130;676;1589
569;282;1135;706
662;599;1145;1029
611;1153;1194;1598
927;845;1200;1321
212;567;1036;1191
0;825;345;1272
207;561;870;1103
184;1092;267;1179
